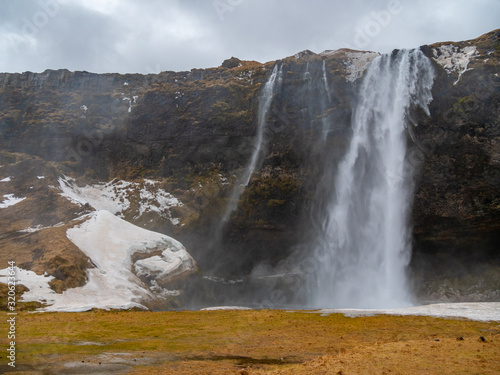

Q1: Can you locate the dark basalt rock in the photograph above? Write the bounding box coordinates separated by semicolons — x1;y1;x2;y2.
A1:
221;57;242;69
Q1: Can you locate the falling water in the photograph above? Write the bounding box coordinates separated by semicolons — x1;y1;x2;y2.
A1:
300;60;333;140
322;60;331;103
320;59;333;140
221;63;281;224
310;49;435;308
244;63;282;186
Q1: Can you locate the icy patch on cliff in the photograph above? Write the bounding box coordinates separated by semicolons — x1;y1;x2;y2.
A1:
432;45;478;85
0;211;197;312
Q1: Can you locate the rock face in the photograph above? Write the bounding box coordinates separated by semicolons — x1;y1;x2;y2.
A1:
409;31;500;301
0;30;499;308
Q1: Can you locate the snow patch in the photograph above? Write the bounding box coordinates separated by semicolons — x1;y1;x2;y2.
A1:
80;105;88;118
0;268;56;304
218;173;228;185
1;177;12;182
135;246;194;284
316;302;500;322
123;97;132;112
2;211;197;312
59;177;131;214
59;175;184;225
18;222;64;233
121;93;138;112
135;185;182;225
37;176;45;179
0;194;26;208
433;45;478;85
60;210;196;311
201;306;253;311
319;49;339;57
236;70;254;82
294;50;314;59
343;51;380;82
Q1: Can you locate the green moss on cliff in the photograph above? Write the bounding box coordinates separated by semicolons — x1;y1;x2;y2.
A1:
235;167;301;228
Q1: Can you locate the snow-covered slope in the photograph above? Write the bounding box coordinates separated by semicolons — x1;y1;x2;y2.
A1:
1;210;197;312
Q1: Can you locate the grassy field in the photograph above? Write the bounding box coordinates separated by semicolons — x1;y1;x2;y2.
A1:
0;309;499;374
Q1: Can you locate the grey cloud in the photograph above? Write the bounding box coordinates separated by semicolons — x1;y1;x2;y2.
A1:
0;0;498;74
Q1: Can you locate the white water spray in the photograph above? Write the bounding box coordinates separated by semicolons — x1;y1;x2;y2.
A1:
221;64;281;224
310;49;435;308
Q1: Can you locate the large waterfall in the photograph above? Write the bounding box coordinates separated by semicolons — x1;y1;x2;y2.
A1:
309;49;435;309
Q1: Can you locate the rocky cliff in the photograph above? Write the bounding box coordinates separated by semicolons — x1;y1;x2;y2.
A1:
0;29;499;309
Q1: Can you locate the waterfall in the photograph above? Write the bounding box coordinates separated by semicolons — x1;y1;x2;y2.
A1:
320;59;332;140
244;63;281;186
300;60;332;140
310;49;435;309
221;63;281;224
322;60;331;103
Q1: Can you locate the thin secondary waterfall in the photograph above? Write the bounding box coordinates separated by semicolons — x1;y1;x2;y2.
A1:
244;63;282;186
300;59;332;140
310;49;435;309
221;63;281;224
320;59;332;140
322;60;331;103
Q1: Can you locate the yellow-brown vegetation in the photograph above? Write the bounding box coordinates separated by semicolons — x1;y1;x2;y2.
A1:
0;309;498;374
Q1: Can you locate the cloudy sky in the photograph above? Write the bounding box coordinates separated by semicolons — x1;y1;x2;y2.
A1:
1;0;499;74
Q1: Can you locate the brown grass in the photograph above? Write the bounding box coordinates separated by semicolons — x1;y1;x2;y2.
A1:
0;309;498;374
